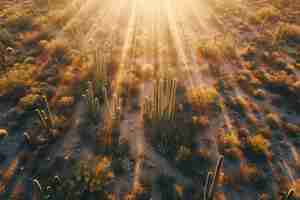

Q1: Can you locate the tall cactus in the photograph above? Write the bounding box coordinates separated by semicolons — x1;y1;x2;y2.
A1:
36;96;55;135
83;81;101;121
93;47;108;94
143;78;177;122
102;91;122;147
282;189;294;200
204;156;224;200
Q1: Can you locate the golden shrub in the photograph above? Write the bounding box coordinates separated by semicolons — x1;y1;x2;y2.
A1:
250;6;280;24
18;94;41;110
247;134;270;155
0;64;37;96
186;87;220;114
223;131;241;148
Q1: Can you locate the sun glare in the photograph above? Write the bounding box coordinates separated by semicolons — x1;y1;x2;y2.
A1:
2;0;299;199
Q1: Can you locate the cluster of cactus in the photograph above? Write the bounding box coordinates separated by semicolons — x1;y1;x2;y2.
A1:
203;156;224;200
36;96;56;135
93;47;108;93
143;79;177;122
102;93;122;147
83;81;101;121
0;42;5;66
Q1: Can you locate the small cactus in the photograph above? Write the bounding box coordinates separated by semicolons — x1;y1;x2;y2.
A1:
204;156;224;200
101;92;122;148
83;81;101;121
35;96;55;135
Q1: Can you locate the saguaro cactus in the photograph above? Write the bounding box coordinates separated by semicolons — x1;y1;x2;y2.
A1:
282;189;294;200
204;156;224;200
83;81;101;121
35;96;55;134
102;92;122;148
93;47;108;94
143;78;177;122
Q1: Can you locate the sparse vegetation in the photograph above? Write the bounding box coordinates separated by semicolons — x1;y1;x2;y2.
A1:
0;0;299;199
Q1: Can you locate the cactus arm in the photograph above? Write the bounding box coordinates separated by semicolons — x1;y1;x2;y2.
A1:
208;156;224;200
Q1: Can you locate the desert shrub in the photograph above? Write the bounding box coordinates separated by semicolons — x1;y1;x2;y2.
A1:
185;87;220;115
139;64;154;81
247;134;270;156
74;156;113;193
38;157;114;199
239;163;260;183
284;123;300;138
228;95;253;116
192;115;210;128
197;36;237;62
5;14;33;33
56;96;75;109
219;131;242;160
250;6;280;24
293;179;300;199
18;93;41;110
198;40;221;62
0;63;37;97
0;27;13;46
124;182;151;200
175;146;193;162
45;39;70;64
274;23;300;44
265;113;282;129
118;72;141;98
222;131;240;148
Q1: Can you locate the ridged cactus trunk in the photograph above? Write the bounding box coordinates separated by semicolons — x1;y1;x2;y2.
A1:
143;78;177;123
83;81;101;122
282;189;294;200
102;92;122;149
36;96;55;135
204;156;224;200
93;47;108;94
